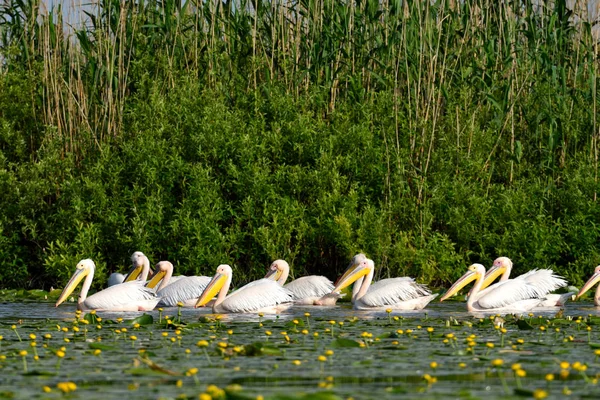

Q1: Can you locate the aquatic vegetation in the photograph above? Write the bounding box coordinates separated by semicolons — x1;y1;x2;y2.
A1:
1;304;600;399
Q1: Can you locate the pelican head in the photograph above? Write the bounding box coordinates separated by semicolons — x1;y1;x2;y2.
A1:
56;259;95;307
264;259;289;281
332;258;373;292
576;265;600;300
124;251;150;282
480;257;513;290
335;253;368;286
196;264;232;307
440;264;485;302
146;261;173;289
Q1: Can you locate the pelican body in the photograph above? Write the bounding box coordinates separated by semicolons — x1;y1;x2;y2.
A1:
481;257;573;306
265;259;336;305
576;266;600;306
55;259;160;311
333;256;437;310
440;263;567;312
196;264;293;313
146;261;212;307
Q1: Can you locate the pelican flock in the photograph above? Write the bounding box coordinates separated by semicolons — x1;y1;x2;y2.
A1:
440;263;568;312
196;264;293;313
53;252;592;314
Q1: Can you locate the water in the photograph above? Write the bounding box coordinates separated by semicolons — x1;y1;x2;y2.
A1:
0;300;600;399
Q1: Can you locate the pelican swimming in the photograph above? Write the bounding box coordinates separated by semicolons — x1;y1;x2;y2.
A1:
55;259;160;311
332;257;437;310
440;263;568;312
264;259;336;305
576;266;600;306
196;264;293;313
145;261;212;307
479;256;573;306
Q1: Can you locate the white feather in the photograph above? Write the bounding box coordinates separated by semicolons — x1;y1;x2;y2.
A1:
360;278;432;308
284;276;334;300
221;279;293;313
157;276;212;307
84;280;159;310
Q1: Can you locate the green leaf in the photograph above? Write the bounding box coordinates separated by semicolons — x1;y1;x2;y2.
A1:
130;314;153;325
516;320;534;330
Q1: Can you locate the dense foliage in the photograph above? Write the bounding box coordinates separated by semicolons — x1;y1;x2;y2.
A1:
0;0;599;290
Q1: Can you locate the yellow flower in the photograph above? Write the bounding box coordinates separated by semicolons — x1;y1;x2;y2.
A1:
515;369;526;377
29;334;36;340
42;386;51;393
430;361;438;369
318;355;327;362
176;380;183;388
265;331;272;336
186;367;199;376
545;373;554;381
197;340;209;347
56;382;77;393
458;362;466;368
511;363;521;371
426;327;434;333
292;360;302;366
486;342;494;349
162;332;169;337
386;308;392;314
198;394;212;400
324;350;334;356
130;335;137;341
491;359;504;367
206;384;225;398
304;312;310;317
560;361;570;370
533;389;548;399
56;350;65;358
301;329;309;335
560;369;570;379
19;350;27;357
93;349;101;356
217;342;227;348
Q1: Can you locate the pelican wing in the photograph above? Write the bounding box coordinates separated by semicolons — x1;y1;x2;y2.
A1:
515;269;567;292
284;276;334;300
477;274;566;310
359;277;432;308
84;281;157;310
157;276;212;307
221;279;293;313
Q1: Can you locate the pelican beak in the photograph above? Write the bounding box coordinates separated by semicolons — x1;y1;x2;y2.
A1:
145;269;167;289
576;272;600;300
196;273;227;307
55;267;88;307
123;264;143;282
334;258;362;287
264;268;281;281
332;264;370;292
480;265;505;291
440;269;480;302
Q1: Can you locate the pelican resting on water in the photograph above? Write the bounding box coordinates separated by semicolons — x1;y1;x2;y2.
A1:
196;264;293;313
55;259;160;311
264;259;337;305
146;261;212;307
107;273;125;287
440;263;568;312
480;257;573;306
576;265;600;306
332;256;437;310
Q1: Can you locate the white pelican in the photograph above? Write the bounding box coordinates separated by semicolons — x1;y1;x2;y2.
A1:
123;251;153;282
440;263;567;312
480;256;573;306
55;259;160;311
145;261;212;307
332;257;437;310
264;259;336;305
576;266;600;306
196;264;293;313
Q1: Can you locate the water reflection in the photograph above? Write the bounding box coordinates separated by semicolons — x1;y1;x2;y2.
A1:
1;300;599;322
